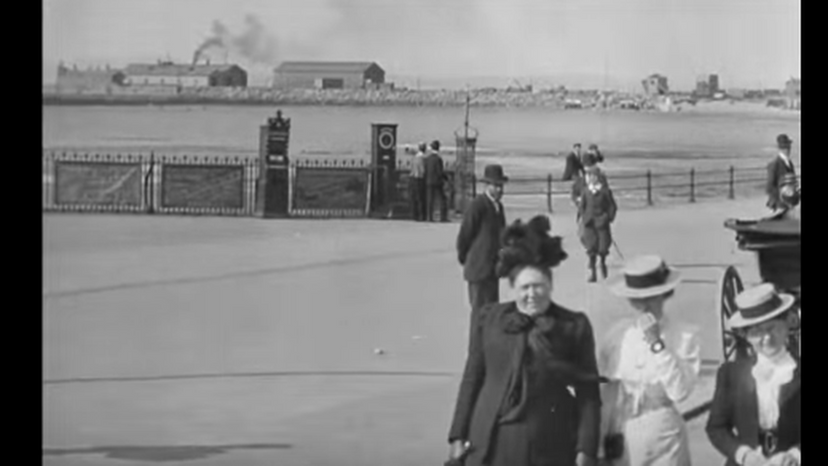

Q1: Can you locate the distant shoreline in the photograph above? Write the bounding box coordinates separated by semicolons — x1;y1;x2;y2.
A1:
41;89;799;118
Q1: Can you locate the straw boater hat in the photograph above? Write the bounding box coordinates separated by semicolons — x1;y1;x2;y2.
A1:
609;255;682;298
728;283;796;329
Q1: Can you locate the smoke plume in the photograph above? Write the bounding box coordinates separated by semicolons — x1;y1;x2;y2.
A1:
192;15;279;66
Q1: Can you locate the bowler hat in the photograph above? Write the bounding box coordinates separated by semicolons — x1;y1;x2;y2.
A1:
608;255;682;298
727;283;795;329
777;134;793;148
430;140;441;151
481;164;509;184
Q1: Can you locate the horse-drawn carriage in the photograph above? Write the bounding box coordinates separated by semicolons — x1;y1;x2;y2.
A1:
718;213;800;361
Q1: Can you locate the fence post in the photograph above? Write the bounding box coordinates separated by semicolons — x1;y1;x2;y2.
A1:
690;168;696;203
147;151;156;214
728;166;735;199
472;174;477;197
547;173;553;213
646;170;653;206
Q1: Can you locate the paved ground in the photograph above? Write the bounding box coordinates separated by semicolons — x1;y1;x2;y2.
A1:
43;196;771;465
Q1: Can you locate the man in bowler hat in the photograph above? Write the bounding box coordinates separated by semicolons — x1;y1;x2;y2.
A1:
456;165;508;347
424;140;449;222
766;134;797;212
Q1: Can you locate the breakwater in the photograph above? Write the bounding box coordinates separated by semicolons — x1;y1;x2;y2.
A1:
43;86;638;108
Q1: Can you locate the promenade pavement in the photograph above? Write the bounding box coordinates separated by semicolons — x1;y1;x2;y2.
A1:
43;196;771;465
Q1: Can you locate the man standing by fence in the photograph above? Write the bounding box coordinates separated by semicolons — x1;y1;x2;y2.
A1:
456;165;508;349
766;134;797;213
409;142;427;221
424;140;448;222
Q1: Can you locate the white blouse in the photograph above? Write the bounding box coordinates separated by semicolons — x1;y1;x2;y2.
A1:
752;350;797;430
599;316;701;428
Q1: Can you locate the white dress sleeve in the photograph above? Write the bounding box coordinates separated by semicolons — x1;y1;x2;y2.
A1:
650;327;701;404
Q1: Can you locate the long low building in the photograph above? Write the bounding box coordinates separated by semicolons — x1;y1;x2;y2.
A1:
123;62;248;88
56;64;125;93
273;61;385;90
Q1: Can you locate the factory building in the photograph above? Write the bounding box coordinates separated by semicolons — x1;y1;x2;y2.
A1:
123;62;248;88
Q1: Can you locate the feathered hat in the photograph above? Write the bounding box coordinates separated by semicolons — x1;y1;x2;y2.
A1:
496;215;567;278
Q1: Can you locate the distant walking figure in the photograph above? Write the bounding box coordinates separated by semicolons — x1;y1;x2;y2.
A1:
410;142;428;221
562;143;585;181
456;164;508;347
572;161;617;282
424;140;449;222
766;134;797;213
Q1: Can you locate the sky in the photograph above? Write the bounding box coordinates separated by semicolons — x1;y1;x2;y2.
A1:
43;0;800;90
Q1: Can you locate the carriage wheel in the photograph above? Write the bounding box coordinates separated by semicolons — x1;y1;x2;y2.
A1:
717;266;745;362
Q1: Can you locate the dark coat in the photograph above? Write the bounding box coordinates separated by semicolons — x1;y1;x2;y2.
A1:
424;152;446;186
705;357;801;466
572;176;617;229
448;302;602;466
572;176;616;255
766;156;796;210
562;152;584;181
456;194;506;283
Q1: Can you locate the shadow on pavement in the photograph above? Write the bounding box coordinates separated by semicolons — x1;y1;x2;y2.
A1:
43;443;293;462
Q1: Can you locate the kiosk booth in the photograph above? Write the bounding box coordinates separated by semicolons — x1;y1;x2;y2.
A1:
256;110;291;217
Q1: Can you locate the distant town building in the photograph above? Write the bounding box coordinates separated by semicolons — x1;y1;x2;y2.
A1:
272;61;386;90
642;74;669;96
695;74;720;98
785;78;800;110
56;63;125;93
123;62;248;87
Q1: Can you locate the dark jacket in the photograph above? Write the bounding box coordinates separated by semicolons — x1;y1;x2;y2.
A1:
448;302;602;466
572;175;617;228
705;357;801;466
456;194;506;282
424;152;446;186
562;152;584;181
766;156;796;210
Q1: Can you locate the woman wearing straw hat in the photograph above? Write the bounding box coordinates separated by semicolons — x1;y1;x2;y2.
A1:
597;255;701;466
706;284;800;466
448;216;602;466
572;160;617;282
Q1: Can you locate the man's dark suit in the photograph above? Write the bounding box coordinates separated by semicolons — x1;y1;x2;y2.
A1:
766;156;796;211
448;302;601;466
424;151;448;222
457;193;506;336
706;357;801;466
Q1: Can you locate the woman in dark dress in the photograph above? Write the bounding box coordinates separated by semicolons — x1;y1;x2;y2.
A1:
706;284;800;466
447;216;602;466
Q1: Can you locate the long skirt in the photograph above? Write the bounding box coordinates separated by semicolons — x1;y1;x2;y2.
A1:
617;406;691;466
472;421;576;466
580;224;612;256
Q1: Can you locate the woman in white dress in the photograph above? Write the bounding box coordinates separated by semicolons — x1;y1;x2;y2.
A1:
597;255;702;466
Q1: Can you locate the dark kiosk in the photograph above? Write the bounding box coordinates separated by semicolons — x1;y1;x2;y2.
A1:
256;110;291;217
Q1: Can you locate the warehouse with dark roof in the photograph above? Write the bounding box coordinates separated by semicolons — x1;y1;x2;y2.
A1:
272;62;385;90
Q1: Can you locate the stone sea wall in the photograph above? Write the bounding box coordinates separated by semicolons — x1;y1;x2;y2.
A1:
43;85;629;108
